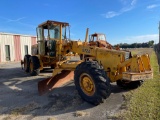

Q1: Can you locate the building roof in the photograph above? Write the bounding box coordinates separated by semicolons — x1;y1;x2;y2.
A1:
0;32;36;37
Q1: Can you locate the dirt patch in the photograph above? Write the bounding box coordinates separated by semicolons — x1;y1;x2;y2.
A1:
75;111;90;117
10;102;40;115
129;48;153;56
43;92;84;114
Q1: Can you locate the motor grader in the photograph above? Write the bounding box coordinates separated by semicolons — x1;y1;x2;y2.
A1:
22;20;153;105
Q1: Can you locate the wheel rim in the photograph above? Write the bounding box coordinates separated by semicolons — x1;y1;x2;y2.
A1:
79;73;95;96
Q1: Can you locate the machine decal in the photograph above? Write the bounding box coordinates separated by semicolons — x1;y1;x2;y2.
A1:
82;48;90;53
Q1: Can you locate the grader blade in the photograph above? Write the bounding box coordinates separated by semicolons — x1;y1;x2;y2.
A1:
38;70;74;95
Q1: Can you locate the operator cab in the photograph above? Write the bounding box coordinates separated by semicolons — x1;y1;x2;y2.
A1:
89;33;106;42
37;20;70;41
36;20;70;56
89;33;112;49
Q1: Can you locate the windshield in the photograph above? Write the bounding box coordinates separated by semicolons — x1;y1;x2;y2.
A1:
49;25;60;39
49;25;68;40
90;35;97;41
62;26;67;39
98;34;106;41
62;26;70;39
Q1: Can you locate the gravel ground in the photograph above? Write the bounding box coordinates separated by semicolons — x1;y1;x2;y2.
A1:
0;62;127;120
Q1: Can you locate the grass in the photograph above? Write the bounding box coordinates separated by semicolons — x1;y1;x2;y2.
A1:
118;49;160;120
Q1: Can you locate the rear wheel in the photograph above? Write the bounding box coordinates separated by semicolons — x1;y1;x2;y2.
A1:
74;61;111;105
29;56;40;76
24;55;31;72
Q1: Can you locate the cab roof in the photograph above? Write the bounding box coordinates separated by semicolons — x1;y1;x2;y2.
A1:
38;20;69;29
91;33;105;36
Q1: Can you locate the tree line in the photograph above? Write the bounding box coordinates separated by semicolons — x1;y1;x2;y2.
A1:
114;40;154;48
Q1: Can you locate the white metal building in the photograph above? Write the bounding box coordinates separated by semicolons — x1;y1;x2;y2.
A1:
0;32;37;63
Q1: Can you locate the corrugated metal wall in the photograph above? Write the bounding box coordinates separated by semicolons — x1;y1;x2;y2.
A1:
0;33;36;63
20;36;32;60
14;35;21;61
31;37;37;45
0;34;15;62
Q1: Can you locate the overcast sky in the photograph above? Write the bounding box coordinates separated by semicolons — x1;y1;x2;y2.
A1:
0;0;160;45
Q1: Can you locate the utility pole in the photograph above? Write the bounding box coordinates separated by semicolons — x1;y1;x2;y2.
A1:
159;21;160;49
159;21;160;72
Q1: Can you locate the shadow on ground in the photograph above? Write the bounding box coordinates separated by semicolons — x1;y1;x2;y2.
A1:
0;63;130;118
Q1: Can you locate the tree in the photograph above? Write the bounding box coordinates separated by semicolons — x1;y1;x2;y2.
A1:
114;40;155;48
148;40;154;47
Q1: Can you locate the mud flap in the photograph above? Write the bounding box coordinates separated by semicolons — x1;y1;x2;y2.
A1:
38;70;74;95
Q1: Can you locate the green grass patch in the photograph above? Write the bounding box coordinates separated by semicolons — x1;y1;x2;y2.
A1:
118;49;160;120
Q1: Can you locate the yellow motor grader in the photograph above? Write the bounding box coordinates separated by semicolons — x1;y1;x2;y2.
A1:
22;20;153;105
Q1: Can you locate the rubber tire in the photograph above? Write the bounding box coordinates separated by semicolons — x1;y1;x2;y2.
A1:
116;80;127;88
116;80;143;89
29;56;40;76
74;61;111;105
24;55;31;73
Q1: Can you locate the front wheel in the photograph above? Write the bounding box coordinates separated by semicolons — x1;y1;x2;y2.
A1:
74;61;111;105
